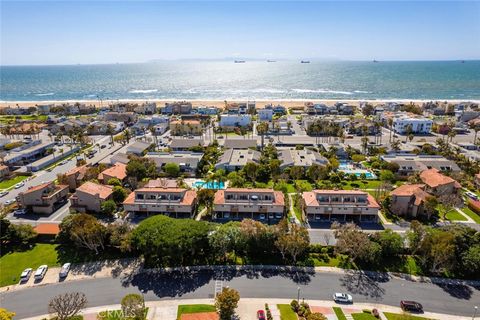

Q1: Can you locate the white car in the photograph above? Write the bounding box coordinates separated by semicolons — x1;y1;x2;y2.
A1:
333;292;353;303
20;268;33;283
14;182;25;189
0;191;8;197
464;191;478;201
34;265;48;281
13;209;27;215
5;199;15;205
59;263;71;279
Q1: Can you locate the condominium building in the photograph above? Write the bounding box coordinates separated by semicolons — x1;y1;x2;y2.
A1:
278;149;329;169
17;182;68;214
213;188;285;222
219;114;252;127
70;181;114;213
419;168;461;196
390;184;430;218
392;116;433;134
215;149;261;172
170;120;203;136
302;190;380;223
123;188;197;218
380;154;461;175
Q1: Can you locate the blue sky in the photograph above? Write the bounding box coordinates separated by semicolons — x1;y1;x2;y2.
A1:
1;1;479;65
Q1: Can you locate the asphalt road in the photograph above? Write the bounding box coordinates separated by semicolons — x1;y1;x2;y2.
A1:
1;269;479;318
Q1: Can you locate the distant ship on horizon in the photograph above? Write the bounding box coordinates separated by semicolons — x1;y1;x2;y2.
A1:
301;60;310;64
373;59;379;63
234;60;245;63
267;60;276;63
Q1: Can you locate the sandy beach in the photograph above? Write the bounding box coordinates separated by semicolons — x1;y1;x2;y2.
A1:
2;98;479;110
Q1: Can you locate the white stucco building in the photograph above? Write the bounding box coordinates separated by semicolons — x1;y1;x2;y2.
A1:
392;116;433;134
219;114;252;127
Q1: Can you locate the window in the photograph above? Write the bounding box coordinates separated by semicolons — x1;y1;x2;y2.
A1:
136;194;144;200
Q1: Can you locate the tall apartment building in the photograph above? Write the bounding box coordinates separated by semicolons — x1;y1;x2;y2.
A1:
302;190;380;223
123;188;197;218
213;188;285;222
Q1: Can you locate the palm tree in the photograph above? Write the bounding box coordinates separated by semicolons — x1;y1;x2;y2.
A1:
405;124;413;143
150;127;158;149
106;124;115;146
361;136;369;155
256;122;269;150
388;118;394;143
470;123;479;145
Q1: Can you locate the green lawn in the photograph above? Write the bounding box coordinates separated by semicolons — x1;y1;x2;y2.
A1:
461;207;480;224
292;205;303;222
0;115;48;123
177;304;216;320
352;312;378;320
343;180;383;190
277;304;297;320
333;307;347;320
383;312;434;320
0;243;60;287
0;175;29;190
445;209;468;221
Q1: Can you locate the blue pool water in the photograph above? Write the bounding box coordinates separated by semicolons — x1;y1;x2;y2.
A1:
193;181;225;189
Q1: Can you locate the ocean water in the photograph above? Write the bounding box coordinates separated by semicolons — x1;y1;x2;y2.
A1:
1;61;479;101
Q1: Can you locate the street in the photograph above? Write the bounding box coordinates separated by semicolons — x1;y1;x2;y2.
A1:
1;269;479;318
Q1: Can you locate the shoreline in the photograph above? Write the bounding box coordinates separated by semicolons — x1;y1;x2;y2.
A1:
2;98;480;109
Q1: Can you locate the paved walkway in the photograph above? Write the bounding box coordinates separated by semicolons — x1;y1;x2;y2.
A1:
288;193;301;225
20;298;473;320
455;207;476;223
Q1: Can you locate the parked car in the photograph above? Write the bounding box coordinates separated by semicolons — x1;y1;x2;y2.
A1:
13;209;27;215
100;144;107;149
0;191;8;197
464;191;478;201
257;310;266;320
59;160;68;165
400;300;423;313
259;214;266;220
5;199;15;205
333;292;353;303
15;182;25;189
59;263;71;279
34;265;48;281
20;268;32;283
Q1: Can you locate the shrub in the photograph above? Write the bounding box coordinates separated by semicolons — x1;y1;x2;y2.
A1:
372;309;379;318
362;309;372;314
290;300;299;312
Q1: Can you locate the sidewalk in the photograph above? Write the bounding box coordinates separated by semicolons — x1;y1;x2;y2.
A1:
20;298;472;320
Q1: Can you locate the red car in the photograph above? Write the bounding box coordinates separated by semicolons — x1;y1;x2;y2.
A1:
257;310;266;320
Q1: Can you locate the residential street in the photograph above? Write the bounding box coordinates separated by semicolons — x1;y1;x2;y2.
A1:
1;268;479;318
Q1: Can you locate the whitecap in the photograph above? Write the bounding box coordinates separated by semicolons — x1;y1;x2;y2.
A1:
129;89;158;94
292;89;353;95
353;90;371;94
34;92;55;96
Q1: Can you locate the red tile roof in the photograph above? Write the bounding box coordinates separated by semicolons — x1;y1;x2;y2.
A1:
302;189;379;208
391;184;430;206
420;168;458;188
65;165;87;176
99;163;127;181
34;223;60;235
23;182;51;194
123;189;196;205
76;181;113;199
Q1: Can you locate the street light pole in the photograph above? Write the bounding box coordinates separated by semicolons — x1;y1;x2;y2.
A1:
297;287;300;302
473;306;478;320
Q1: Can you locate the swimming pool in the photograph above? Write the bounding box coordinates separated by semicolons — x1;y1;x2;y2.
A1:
193;180;225;189
340;169;377;179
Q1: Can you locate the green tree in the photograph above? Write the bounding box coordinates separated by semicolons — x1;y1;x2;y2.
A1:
59;214;107;254
227;171;245;187
131;215;212;266
209;222;245;262
107;178;122;186
121;293;146;320
275;223;310;263
333;222;378;263
243;162;259;182
373;229;403;258
101;199;117;215
289;166;304;181
462;245;480;276
8;224;37;245
197;188;216;214
164;162;180;177
351;154;366;163
112;186;128;203
215;287;240;320
379;170;395;182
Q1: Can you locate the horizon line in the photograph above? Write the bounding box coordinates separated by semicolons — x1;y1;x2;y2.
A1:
1;59;479;67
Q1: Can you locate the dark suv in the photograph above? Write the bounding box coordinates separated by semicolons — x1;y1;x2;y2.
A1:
400;300;423;312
